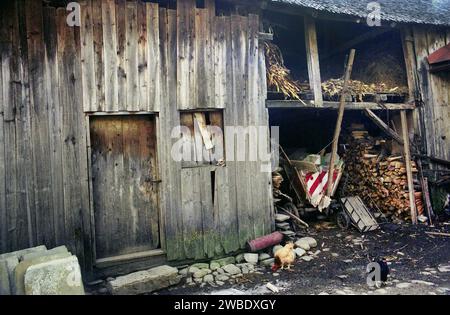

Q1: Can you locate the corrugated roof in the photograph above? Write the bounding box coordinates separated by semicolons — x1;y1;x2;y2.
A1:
270;0;450;26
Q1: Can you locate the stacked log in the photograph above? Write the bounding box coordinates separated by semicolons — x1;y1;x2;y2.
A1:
343;134;419;219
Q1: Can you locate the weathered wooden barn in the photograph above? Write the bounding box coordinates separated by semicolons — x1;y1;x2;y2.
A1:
0;0;449;279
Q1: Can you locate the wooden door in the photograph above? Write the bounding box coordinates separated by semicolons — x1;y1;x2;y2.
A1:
90;115;160;260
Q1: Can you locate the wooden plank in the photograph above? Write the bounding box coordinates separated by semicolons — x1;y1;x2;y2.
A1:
102;0;118;112
180;168;204;260
79;0;96;112
205;0;216;20
26;0;54;246
146;3;160;112
195;9;208;107
137;1;148;110
364;108;404;144
247;14;263;238
154;116;165;251
215;166;239;254
304;16;323;107
180;112;198;166
158;8;183;260
220;15;240;253
401;110;417;224
0;2;16;251
56;8;91;272
199;167;216;258
43;6;64;246
1;2;14;122
413;27;434;159
115;0;127;111
85;115;97;264
193;112;214;150
16;0;36;249
0;6;5;252
231;14;253;247
401;27;418;103
125;2;138;111
326;49;355;196
258;32;275;235
209;111;224;163
426;29;449;161
95;249;165;267
92;0;105;111
177;0;196;109
266;100;416;110
214;16;227;108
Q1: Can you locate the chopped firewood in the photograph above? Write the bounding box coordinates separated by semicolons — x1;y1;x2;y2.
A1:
343;132;421;219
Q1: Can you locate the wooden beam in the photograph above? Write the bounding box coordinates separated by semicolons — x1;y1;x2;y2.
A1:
401;110;417;224
326;49;355;197
258;32;273;41
414;154;450;166
401;27;418;103
304;16;323;107
264;3;362;24
266;100;416;110
364;108;404;144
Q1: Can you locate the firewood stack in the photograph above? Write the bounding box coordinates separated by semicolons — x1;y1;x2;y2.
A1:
342;129;420;220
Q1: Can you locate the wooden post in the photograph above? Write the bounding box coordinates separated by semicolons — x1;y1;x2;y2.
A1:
401;27;418;103
304;16;323;107
326;49;355;197
401;110;418;224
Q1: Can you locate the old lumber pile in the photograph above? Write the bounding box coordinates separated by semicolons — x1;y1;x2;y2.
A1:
343;131;421;219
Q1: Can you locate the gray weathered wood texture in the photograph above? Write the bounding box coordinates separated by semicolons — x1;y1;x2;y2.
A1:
0;0;274;274
90;116;160;259
410;26;450;164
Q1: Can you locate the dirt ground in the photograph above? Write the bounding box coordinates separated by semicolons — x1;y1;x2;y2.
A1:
160;221;450;296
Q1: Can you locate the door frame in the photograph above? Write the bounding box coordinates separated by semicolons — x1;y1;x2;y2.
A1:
85;112;166;269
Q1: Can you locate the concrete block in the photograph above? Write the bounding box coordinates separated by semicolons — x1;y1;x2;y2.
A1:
107;265;181;295
22;246;68;262
0;245;47;261
0;256;19;295
24;255;84;295
14;252;72;295
0;260;11;295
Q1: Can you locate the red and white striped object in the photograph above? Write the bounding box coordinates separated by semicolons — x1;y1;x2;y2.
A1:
305;169;340;206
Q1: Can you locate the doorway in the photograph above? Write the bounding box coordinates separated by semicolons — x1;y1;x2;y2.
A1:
89;115;161;261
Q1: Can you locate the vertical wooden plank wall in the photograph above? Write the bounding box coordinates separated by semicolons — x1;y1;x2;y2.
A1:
0;0;274;267
412;26;450;164
0;1;92;273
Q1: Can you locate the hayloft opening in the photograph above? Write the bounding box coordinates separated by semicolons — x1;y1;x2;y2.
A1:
317;20;409;102
262;11;410;104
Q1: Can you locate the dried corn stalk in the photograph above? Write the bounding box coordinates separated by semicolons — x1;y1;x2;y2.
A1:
322;78;408;101
264;42;305;100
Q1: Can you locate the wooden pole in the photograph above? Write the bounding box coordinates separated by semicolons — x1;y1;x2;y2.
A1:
364;108;404;144
304;16;323;107
400;110;418;224
326;49;355;197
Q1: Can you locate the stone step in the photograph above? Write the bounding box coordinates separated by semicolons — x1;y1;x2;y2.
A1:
107;265;181;295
